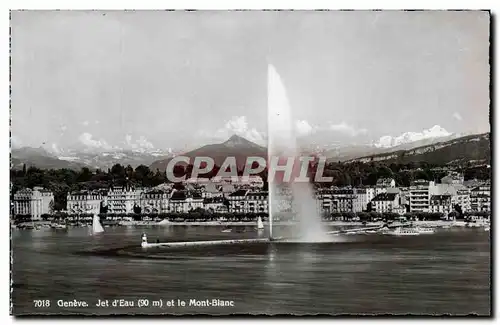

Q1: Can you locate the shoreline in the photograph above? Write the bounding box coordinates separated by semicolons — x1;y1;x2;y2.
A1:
14;220;486;229
119;220;471;227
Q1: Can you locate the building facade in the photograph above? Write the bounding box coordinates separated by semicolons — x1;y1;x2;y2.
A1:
106;186;144;214
227;189;249;213
408;180;437;212
67;190;107;215
14;187;54;219
371;192;402;214
168;191;204;213
470;184;491;212
246;191;269;213
139;190;169;214
429;194;453;215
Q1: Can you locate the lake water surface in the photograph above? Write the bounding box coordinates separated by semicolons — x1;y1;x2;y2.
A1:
11;225;491;316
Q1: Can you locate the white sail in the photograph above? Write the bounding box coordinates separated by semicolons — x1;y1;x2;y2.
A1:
92;214;104;234
257;216;264;230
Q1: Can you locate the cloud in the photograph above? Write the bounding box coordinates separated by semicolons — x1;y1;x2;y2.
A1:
78;132;111;149
125;134;155;151
82;121;89;126
452;112;463;121
295;120;316;136
329;122;368;137
212;116;265;144
11;135;22;148
375;125;452;148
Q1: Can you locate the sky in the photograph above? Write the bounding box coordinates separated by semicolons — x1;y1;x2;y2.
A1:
10;10;490;152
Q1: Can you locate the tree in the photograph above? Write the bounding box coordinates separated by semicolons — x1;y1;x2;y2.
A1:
133;205;142;214
453;204;463;217
100;201;108;214
48;200;55;214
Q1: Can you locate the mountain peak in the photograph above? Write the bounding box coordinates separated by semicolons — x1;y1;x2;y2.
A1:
223;134;255;147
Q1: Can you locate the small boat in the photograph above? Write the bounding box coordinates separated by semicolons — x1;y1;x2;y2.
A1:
416;227;435;234
484;226;490;232
388;227;420;236
221;227;232;233
91;214;105;235
257;216;264;230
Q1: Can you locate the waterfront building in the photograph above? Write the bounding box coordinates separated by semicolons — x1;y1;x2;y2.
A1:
398;187;410;206
67;189;107;215
13;187;54;219
450;185;471;212
227;189;249;213
139;189;169;214
470;184;491;212
353;187;373;212
371;192;402;214
246;191;269;213
429;194;453;215
168;191;204;213
316;188;335;213
106;186;144;214
203;197;228;213
316;188;365;213
408;180;438;212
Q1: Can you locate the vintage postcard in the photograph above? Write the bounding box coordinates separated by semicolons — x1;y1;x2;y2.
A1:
9;10;491;316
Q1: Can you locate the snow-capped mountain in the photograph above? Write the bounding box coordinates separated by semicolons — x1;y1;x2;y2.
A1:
373;125;455;149
11;140;176;171
299;125;463;162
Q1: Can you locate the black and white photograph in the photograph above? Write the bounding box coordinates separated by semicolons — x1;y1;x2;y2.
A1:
9;9;491;316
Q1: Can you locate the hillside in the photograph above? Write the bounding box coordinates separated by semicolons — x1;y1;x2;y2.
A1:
348;133;490;165
150;135;267;171
11;147;90;171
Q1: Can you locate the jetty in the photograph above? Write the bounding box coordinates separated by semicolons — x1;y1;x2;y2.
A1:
140;233;274;248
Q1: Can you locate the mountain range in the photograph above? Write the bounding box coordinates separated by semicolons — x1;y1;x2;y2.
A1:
348;132;490;166
10;131;490;171
150;135;267;171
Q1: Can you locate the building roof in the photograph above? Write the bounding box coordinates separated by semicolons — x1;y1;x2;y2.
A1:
430;194;452;201
69;189;107;196
170;191;187;201
247;191;268;198
372;193;397;202
203;197;225;204
228;189;248;197
143;189;167;195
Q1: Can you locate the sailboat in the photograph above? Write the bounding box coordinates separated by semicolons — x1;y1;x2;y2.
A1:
91;214;105;234
257;216;264;230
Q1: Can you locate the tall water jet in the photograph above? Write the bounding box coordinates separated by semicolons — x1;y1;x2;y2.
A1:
267;64;330;242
